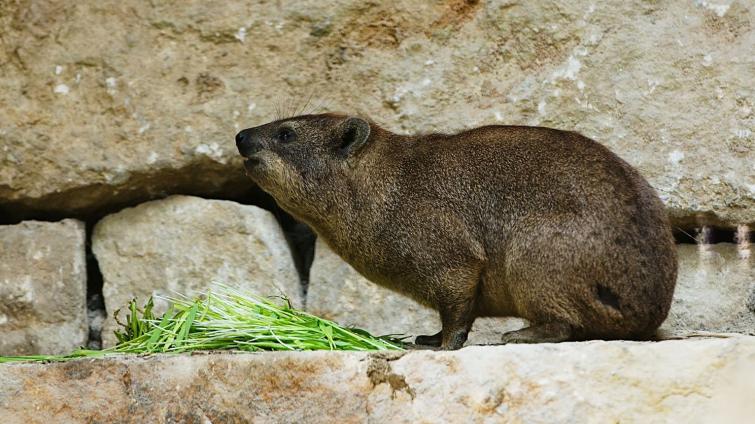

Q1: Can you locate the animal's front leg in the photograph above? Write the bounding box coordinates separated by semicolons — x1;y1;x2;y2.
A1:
438;297;478;350
414;273;481;350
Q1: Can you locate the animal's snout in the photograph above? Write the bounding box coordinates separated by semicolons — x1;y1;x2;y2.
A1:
235;129;262;157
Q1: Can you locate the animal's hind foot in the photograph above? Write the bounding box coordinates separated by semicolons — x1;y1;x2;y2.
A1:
500;322;572;344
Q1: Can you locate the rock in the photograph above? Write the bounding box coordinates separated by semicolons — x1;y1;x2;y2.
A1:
92;195;301;347
367;337;755;423
307;239;526;344
663;243;755;335
468;317;529;346
0;219;87;355
1;337;753;422
0;351;369;424
0;1;752;226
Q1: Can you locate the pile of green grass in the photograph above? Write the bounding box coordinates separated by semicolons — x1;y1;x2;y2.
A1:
0;285;404;363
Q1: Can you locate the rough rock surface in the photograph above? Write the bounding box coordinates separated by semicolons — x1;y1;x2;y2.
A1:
0;1;752;226
93;195;301;347
662;243;755;335
1;337;753;423
0;219;87;355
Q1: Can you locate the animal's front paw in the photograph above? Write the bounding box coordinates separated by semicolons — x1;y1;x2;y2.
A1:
415;331;442;347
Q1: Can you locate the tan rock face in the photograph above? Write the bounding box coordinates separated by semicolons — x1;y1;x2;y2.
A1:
662;243;755;335
92;195;301;346
0;219;87;355
0;1;752;225
1;337;753;423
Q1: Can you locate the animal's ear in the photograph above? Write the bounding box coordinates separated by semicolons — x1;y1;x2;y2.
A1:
339;117;371;156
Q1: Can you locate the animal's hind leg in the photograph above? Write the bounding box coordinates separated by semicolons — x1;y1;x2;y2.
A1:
500;322;573;344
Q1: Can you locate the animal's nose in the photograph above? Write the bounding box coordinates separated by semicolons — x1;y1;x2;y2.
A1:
235;129;261;157
235;130;246;146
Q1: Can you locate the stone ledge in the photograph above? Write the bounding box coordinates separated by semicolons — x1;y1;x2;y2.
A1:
1;336;754;423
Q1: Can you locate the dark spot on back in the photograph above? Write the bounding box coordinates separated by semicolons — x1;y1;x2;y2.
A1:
596;284;621;311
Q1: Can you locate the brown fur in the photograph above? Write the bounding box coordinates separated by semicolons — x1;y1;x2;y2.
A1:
235;114;678;349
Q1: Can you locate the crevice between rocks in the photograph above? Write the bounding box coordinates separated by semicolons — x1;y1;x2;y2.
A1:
673;225;753;245
0;160;253;225
84;221;106;350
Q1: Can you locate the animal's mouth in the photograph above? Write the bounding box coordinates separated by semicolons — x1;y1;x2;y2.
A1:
243;157;262;172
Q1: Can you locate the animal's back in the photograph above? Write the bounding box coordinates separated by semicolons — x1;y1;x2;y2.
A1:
396;125;677;339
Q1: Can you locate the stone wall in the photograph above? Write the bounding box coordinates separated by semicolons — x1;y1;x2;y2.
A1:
1;3;754;420
0;0;753;354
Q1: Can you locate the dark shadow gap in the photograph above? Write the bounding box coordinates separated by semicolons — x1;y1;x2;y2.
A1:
84;220;106;349
673;226;751;245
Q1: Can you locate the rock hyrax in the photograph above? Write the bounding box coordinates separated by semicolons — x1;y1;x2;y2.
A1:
235;114;677;350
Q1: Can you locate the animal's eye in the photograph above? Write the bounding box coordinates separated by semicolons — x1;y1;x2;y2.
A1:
276;127;296;143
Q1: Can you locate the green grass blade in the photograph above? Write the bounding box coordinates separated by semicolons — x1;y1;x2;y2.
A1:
0;283;404;363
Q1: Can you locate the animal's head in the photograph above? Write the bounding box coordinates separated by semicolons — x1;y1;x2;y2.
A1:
235;113;372;219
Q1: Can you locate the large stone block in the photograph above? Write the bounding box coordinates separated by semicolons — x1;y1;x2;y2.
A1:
662;243;755;335
0;219;87;355
1;337;753;422
307;239;526;344
0;1;752;226
367;337;755;423
92;195;301;347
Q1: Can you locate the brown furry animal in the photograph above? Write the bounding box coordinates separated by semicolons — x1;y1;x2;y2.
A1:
235;114;677;350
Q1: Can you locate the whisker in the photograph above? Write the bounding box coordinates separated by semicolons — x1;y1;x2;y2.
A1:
313;96;333;114
297;91;314;116
674;226;699;243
